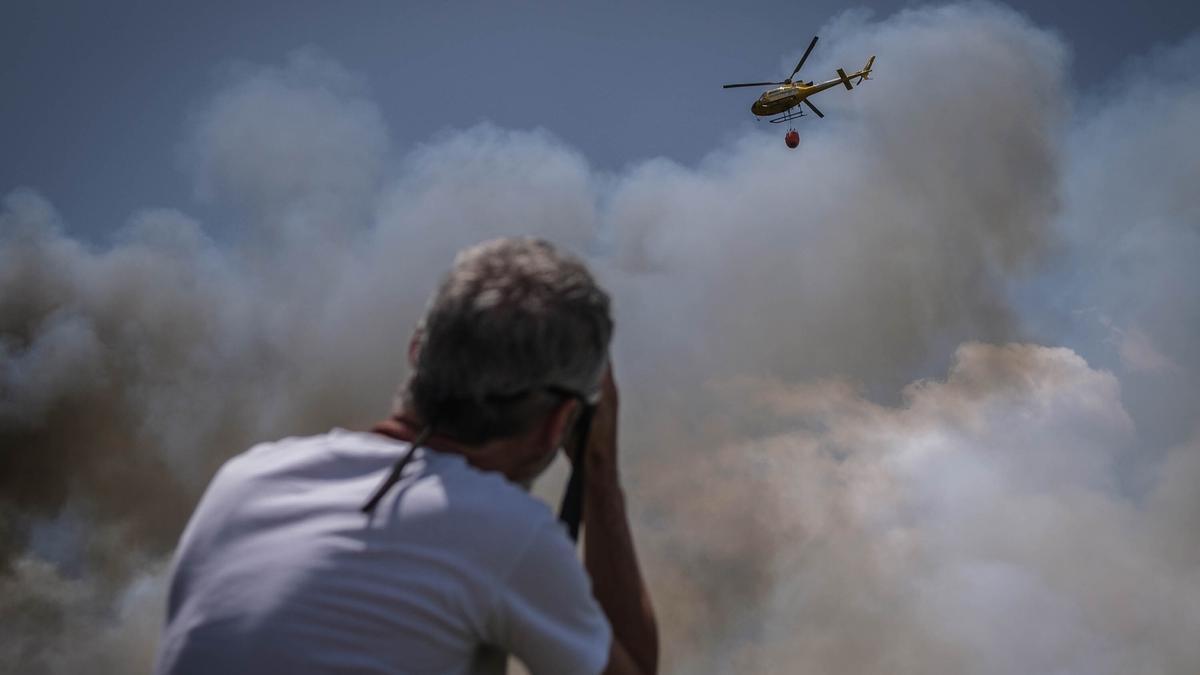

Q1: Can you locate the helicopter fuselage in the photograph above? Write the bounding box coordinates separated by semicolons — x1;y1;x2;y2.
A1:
750;78;848;116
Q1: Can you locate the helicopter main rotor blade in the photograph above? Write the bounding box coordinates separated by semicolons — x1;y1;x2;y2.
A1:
722;81;786;89
802;98;825;118
788;36;819;81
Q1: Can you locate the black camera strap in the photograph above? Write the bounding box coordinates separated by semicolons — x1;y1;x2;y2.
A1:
557;402;596;542
361;425;434;516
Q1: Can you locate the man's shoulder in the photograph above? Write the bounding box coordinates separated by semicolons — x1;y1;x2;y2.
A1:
208;429;567;565
218;428;387;476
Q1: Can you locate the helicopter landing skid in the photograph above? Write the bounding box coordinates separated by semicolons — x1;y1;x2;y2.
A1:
768;107;806;124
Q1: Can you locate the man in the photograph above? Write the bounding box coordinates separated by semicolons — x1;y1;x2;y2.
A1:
155;238;658;674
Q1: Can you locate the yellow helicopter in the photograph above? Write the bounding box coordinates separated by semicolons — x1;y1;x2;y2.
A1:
724;36;874;146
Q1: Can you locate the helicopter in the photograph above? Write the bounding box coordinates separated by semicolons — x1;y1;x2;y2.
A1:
724;36;874;148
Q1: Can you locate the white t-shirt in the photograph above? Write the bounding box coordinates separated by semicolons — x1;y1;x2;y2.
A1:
155;429;611;675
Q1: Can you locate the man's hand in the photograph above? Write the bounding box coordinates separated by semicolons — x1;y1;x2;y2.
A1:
564;365;618;470
589;367;620;467
576;363;658;675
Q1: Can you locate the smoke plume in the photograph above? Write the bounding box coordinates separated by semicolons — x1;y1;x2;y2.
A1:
2;4;1197;673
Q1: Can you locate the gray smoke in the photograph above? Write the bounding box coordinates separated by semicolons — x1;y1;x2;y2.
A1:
2;4;1198;673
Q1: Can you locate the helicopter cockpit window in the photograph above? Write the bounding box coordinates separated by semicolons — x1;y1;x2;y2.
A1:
765;88;790;100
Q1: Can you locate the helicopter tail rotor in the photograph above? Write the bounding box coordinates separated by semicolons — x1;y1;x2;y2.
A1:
855;55;875;84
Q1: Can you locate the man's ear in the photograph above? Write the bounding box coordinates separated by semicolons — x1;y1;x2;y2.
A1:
408;328;424;368
544;398;580;449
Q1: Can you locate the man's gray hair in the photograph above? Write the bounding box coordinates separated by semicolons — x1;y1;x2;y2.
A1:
404;237;612;443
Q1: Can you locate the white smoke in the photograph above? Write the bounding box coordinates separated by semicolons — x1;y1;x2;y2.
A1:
1;3;1198;673
186;48;390;240
1022;30;1200;454
648;343;1200;674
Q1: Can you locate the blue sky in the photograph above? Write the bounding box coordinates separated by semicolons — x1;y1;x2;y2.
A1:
3;0;1197;237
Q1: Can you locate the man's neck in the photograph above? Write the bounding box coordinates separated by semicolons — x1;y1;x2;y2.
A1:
370;411;539;485
372;414;466;456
